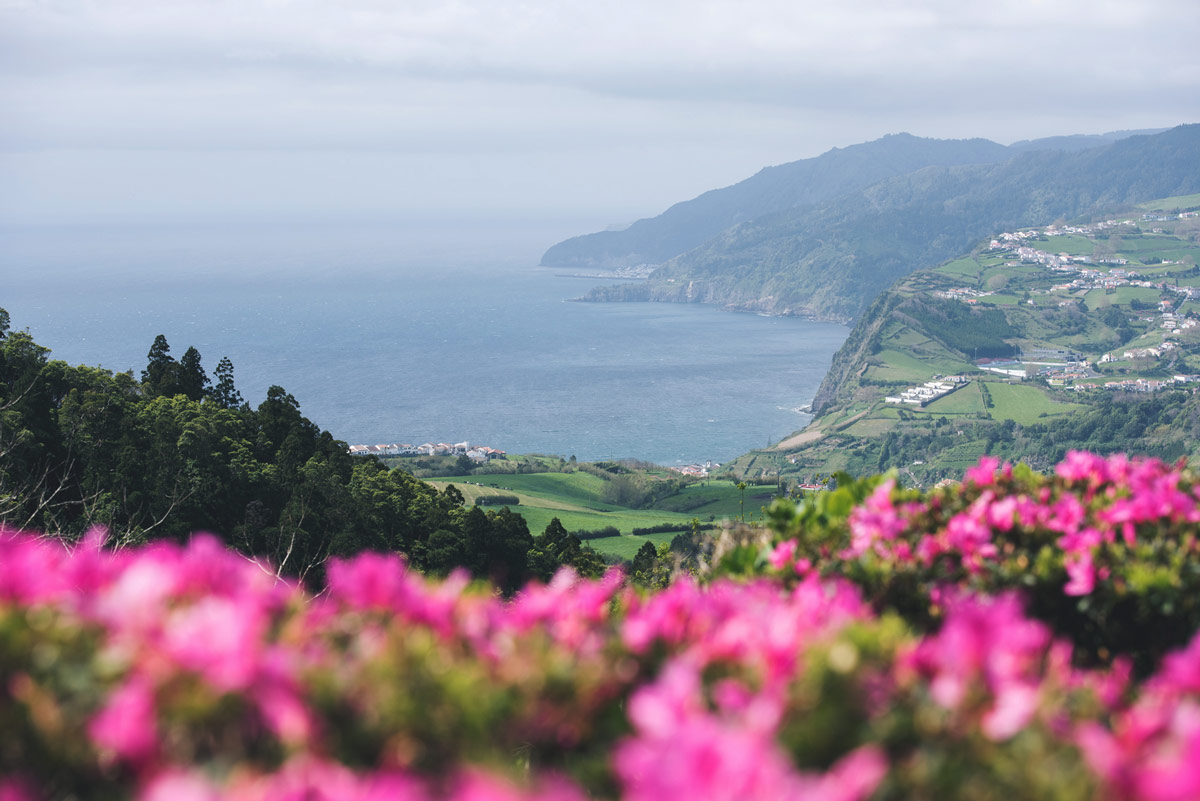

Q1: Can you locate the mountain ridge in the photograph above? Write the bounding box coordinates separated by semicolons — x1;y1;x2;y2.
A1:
728;190;1200;483
542;128;1170;273
541;132;1013;270
573;125;1200;322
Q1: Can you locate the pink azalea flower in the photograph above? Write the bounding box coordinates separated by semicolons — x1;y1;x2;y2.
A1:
768;540;798;570
88;676;158;764
1064;551;1096;596
140;771;221;801
0;778;36;801
164;596;265;691
966;456;1001;487
982;683;1041;740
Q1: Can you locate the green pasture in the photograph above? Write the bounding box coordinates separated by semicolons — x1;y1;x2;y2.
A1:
466;472;614;508
512;506;696;540
428;469;755;546
921;440;990;473
884;327;936;349
650;479;761;519
1083;286;1162;310
1040;234;1095;255
936;257;983;278
842;416;899;437
1134;246;1200;264
1138;193;1200;211
922;381;987;415
985;382;1087;426
586;531;681;560
983;293;1020;306
1112;236;1190;254
867;349;955;382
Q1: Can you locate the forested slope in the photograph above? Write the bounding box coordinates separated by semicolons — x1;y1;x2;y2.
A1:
0;310;602;588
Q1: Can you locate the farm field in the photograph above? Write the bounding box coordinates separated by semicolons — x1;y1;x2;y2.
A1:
585;530;681;560
427;477;695;519
921;381;987;415
1083;286;1162;309
427;471;761;558
867;348;968;382
466;472;615;508
649;479;763;519
1138;191;1200;210
985;382;1087;426
1040;234;1094;254
935;256;982;277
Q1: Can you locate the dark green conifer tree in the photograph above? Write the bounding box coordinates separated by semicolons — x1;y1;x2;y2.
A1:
142;334;181;396
211;356;243;409
631;540;658;579
178;346;210;402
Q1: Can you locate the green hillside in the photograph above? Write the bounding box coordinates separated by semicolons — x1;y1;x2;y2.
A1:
541;133;1011;270
425;473;774;560
578;126;1200;322
733;193;1200;485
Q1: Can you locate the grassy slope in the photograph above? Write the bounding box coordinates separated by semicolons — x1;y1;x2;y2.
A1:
427;473;760;561
1138;192;1200;211
751;197;1200;483
986;382;1087;426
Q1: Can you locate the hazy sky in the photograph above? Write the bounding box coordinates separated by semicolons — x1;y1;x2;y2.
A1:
2;0;1198;233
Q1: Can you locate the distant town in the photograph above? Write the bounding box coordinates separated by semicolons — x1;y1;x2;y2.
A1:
348;442;724;476
348;441;507;463
931;213;1200;393
668;461;721;478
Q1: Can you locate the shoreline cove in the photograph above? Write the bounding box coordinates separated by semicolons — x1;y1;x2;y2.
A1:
1;222;849;465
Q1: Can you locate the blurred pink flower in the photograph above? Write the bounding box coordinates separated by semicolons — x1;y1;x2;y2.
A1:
88;675;158;764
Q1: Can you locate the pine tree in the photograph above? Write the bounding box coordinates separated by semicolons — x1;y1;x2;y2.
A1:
211;356;243;409
142;334;180;396
178;346;210;402
631;540;658;582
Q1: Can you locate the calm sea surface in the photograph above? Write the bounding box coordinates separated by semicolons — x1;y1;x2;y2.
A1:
1;221;847;464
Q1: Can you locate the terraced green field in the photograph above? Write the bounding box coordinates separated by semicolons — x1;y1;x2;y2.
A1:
1040;234;1095;255
585;531;682;560
921;382;987;415
986;382;1087;426
1138;192;1200;211
868;349;969;382
983;293;1020;305
427;471;758;558
467;472;614;508
937;257;983;277
1083;286;1163;309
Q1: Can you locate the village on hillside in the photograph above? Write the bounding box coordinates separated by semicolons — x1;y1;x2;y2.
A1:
925;211;1200;393
349;441;507;463
667;461;721;477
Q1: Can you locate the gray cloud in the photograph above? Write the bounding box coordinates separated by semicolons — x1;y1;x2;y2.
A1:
1;0;1197;225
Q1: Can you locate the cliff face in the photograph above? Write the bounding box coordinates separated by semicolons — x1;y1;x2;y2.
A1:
809;291;900;413
579;277;849;320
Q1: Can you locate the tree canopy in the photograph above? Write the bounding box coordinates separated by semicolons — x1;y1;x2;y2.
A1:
0;315;592;588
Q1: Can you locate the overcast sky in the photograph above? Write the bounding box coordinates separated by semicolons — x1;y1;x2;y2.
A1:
2;0;1198;234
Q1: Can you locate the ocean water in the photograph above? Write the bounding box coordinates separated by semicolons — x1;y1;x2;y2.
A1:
1;221;848;465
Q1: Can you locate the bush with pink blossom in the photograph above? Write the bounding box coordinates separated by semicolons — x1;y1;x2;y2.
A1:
5;451;1200;800
755;452;1200;671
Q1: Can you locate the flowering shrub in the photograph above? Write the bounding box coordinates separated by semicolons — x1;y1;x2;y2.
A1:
4;451;1200;800
759;452;1200;670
